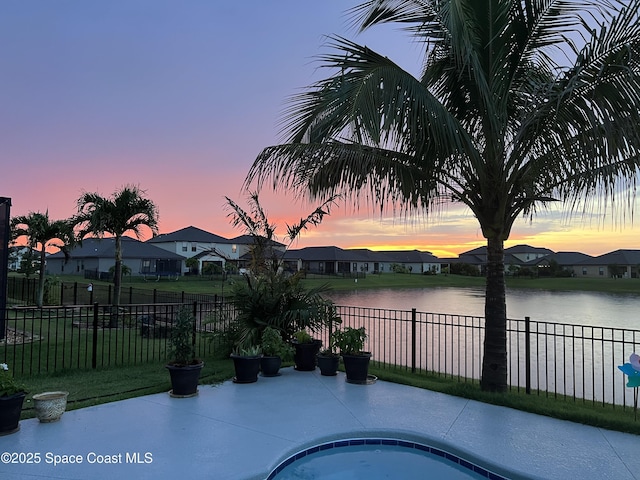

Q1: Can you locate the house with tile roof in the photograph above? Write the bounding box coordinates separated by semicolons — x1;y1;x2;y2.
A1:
282;247;443;275
146;226;235;274
46;236;185;279
148;226;286;275
576;249;640;278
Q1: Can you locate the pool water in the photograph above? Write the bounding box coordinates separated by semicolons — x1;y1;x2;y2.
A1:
268;439;508;480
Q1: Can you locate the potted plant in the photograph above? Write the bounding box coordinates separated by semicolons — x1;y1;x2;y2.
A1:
260;327;294;377
230;345;263;383
0;363;27;435
292;330;323;371
165;306;204;397
332;327;372;384
224;194;338;363
316;347;340;376
316;304;342;376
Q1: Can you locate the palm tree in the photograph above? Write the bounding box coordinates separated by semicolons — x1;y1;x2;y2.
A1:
245;0;640;392
74;185;158;320
224;193;338;347
10;212;74;307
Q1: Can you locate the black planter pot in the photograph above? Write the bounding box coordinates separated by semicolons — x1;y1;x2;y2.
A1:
166;362;204;397
231;354;262;383
260;355;282;377
342;353;372;384
0;392;26;435
293;339;322;371
317;354;340;376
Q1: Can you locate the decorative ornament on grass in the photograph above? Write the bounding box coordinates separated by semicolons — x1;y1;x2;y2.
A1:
618;353;640;388
618;352;640;420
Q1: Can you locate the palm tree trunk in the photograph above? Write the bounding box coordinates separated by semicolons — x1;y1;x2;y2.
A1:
109;235;123;328
480;236;508;392
36;247;46;308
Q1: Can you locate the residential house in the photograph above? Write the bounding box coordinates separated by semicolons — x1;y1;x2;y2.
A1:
147;226;285;274
532;251;594;277
282;247;443;275
147;226;237;274
46;237;185;279
7;246;37;271
576;250;640;278
455;245;554;275
283;246;370;275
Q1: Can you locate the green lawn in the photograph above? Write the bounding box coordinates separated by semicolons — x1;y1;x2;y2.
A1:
43;272;640;297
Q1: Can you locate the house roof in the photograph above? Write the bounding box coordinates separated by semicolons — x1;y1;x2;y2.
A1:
229;234;286;248
283;247;441;264
147;226;230;244
534;251;594;266
506;244;554;255
49;237;185;260
283;246;370;262
579;249;640;265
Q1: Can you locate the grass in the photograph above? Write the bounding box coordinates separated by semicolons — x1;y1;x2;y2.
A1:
19;355;235;420
42;272;640;297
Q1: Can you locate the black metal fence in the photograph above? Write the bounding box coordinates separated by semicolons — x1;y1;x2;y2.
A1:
7;277;220;306
319;306;639;409
1;301;232;375
2;288;639;410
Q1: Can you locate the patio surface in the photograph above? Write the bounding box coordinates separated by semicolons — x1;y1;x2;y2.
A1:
0;367;638;480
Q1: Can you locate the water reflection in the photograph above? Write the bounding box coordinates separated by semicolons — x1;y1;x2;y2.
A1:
326;287;640;330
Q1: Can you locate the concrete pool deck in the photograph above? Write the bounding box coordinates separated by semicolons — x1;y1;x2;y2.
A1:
0;367;637;479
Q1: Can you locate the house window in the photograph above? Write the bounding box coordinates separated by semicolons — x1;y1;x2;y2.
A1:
353;263;357;271
182;242;188;252
232;244;237;253
191;245;196;252
582;268;587;275
599;267;604;276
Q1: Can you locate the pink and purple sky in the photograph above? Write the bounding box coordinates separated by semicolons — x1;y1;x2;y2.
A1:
2;1;638;258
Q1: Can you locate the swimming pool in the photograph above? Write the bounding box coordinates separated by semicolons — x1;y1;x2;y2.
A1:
267;438;509;479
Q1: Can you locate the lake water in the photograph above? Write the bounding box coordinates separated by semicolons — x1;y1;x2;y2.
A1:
326;286;640;330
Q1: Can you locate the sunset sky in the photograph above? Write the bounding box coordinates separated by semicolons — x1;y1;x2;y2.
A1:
2;1;638;258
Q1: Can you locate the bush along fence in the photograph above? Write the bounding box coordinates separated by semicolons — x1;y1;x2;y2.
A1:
2;290;639;413
1;301;232;375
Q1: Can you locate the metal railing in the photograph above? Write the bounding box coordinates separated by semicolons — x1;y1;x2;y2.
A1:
1;301;233;375
315;306;639;409
2;297;638;410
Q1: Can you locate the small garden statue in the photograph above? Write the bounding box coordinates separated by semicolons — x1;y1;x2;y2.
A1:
617;352;640;419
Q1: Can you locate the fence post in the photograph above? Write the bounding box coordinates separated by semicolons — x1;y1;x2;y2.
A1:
525;316;531;395
191;301;197;351
73;282;78;304
92;303;99;369
411;308;417;373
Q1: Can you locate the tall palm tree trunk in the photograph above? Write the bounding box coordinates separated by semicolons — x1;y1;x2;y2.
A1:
481;236;508;392
36;247;46;308
109;235;123;328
